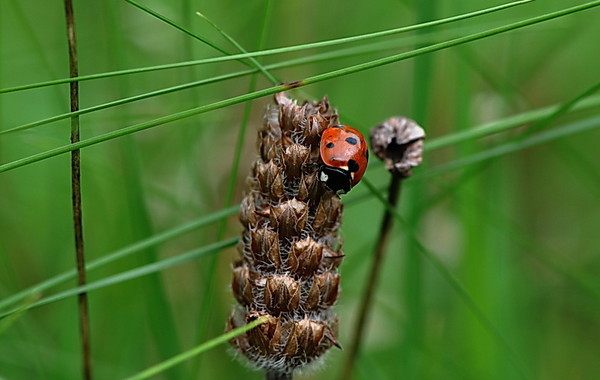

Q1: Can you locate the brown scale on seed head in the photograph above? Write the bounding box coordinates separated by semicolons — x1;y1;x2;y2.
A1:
228;93;346;375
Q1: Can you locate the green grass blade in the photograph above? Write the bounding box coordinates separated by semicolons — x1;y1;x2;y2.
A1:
361;178;531;379
123;0;229;55
0;237;239;319
0;0;533;94
3;0;597;173
192;2;275;364
421;115;600;179
0;294;40;336
0;30;456;135
425;95;600;152
0;206;238;312
123;316;269;380
399;1;436;376
196;10;278;84
5;113;593;318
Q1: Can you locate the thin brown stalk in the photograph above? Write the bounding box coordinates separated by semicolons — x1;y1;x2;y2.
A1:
341;116;425;380
266;369;294;380
341;175;402;380
64;1;92;379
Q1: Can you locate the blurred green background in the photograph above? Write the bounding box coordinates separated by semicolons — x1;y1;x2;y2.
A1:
1;0;599;379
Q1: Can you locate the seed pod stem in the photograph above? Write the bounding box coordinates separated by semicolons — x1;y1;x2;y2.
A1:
341;176;402;380
341;117;425;380
266;369;293;380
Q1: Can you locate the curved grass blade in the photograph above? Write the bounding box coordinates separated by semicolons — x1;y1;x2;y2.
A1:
192;1;274;362
195;11;277;84
361;178;531;380
425;96;600;152
0;0;533;94
123;316;269;380
1;30;456;135
1;116;597;321
124;0;229;55
0;237;238;319
2;0;598;174
0;294;40;336
1;87;597;321
0;206;239;312
419;115;600;179
125;0;277;85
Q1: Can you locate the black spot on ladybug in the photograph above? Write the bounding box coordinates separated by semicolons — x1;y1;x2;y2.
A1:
365;149;369;161
326;142;335;148
348;159;360;173
345;137;358;145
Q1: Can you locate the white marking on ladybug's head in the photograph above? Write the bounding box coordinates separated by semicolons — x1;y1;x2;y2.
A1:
320;171;329;182
339;166;349;171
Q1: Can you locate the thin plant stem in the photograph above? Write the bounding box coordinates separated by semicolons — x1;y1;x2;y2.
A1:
63;1;91;379
266;370;294;380
341;175;403;380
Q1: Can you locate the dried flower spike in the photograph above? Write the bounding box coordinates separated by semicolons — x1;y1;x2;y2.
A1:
369;116;425;178
228;93;346;378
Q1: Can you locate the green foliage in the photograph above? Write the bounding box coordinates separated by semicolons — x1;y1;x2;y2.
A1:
1;0;599;379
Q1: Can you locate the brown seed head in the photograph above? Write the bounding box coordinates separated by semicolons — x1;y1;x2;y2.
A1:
229;93;345;374
369;116;425;178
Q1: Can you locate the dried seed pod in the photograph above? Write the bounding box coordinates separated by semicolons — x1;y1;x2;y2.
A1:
253;161;285;200
283;143;310;180
288;238;323;277
249;228;281;269
369;116;426;178
258;121;283;162
297;170;322;203
232;264;256;306
228;93;346;375
239;194;257;226
263;275;301;315
269;199;308;239
313;193;343;235
245;311;282;355
315;271;340;307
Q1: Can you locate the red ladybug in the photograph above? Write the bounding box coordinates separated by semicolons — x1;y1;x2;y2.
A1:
319;125;368;195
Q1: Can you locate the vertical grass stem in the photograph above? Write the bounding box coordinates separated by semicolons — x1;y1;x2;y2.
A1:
63;1;91;379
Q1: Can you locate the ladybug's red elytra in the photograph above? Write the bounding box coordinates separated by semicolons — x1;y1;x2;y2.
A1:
319;125;368;195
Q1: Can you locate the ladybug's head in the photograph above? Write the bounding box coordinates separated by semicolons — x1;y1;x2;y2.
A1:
319;165;352;195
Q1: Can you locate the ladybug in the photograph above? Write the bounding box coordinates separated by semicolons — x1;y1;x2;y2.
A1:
319;125;368;195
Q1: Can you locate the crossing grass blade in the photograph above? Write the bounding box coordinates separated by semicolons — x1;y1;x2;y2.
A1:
123;316;269;380
0;238;239;319
2;1;599;174
0;0;533;94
